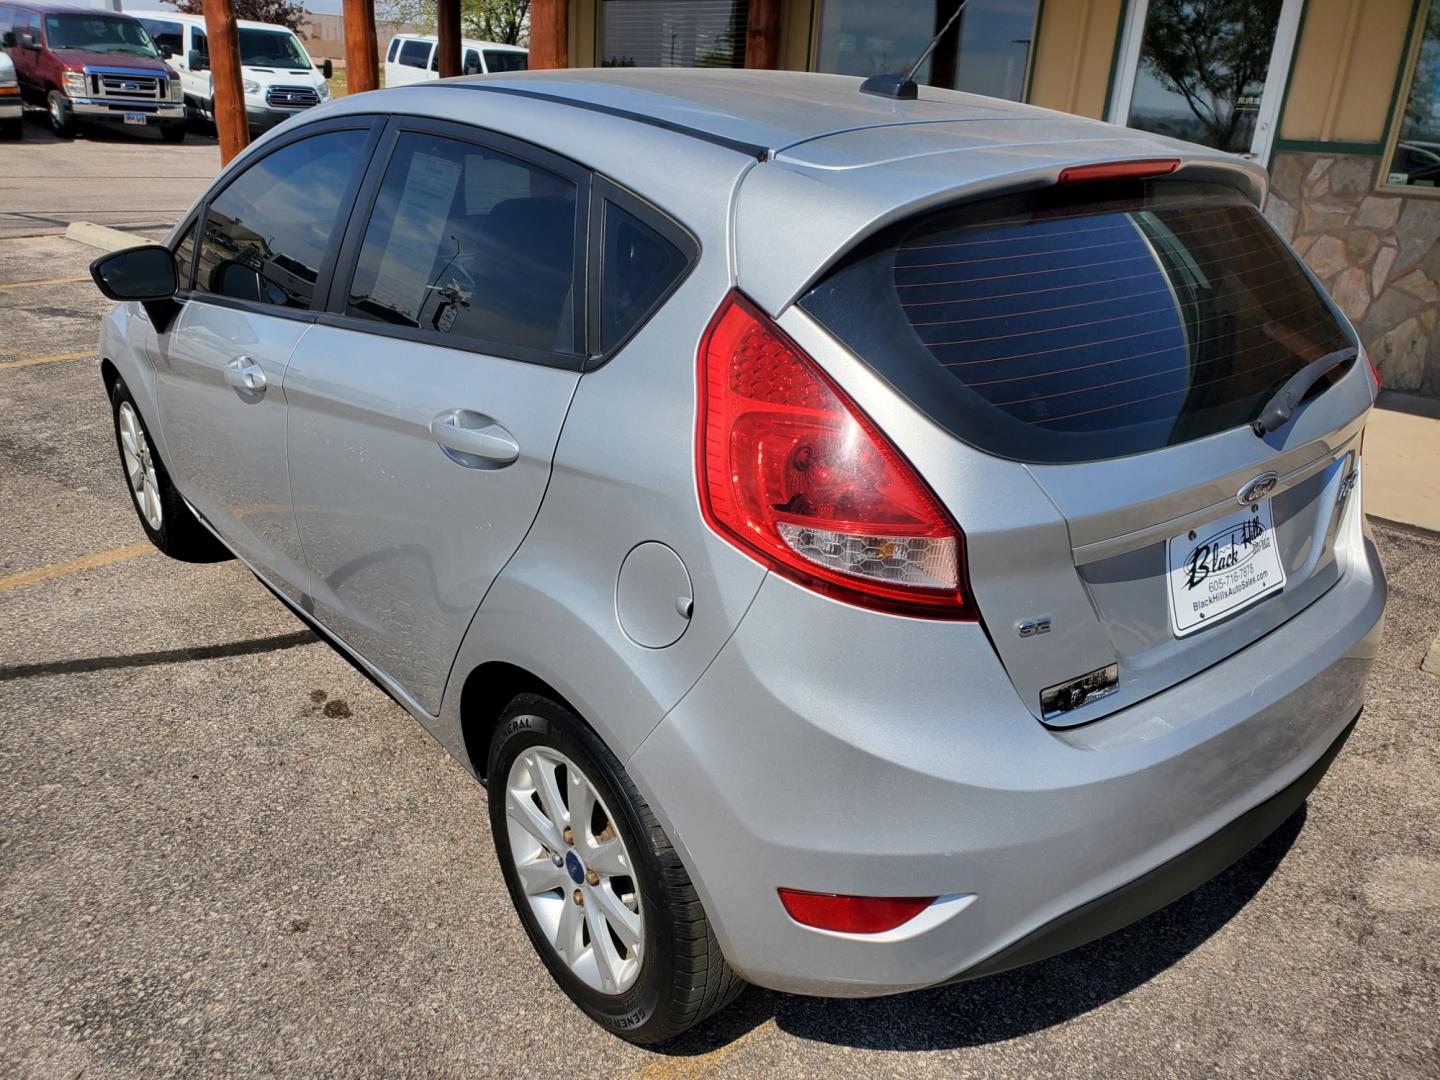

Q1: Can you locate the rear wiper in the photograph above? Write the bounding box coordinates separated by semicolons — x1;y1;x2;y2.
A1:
1251;346;1357;437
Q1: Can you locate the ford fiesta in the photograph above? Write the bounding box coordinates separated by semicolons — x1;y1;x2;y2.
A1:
89;69;1386;1043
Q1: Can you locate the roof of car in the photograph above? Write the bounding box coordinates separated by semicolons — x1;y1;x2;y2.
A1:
389;33;526;51
126;9;304;32
445;68;1067;159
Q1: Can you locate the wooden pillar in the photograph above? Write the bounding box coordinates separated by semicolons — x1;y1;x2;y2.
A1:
745;0;781;69
437;0;462;77
529;0;569;69
342;0;380;94
201;0;248;165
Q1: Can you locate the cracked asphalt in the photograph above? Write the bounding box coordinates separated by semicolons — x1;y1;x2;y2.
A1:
1;176;1439;1077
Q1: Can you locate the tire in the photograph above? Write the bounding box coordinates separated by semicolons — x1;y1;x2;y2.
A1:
160;123;186;143
47;91;74;138
0;117;21;141
488;694;745;1044
109;379;230;562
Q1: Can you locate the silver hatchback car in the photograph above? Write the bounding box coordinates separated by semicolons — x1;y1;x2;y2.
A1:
90;69;1386;1043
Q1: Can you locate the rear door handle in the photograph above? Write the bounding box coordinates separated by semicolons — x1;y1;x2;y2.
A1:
430;409;520;468
224;356;267;395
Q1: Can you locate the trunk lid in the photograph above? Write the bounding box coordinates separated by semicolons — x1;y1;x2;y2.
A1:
795;175;1372;725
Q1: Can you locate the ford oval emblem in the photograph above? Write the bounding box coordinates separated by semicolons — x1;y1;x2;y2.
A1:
122;81;138;91
1238;471;1279;506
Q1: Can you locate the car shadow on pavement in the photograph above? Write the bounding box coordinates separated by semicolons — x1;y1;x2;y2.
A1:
658;806;1307;1055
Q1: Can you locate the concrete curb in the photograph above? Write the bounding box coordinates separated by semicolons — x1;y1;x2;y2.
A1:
63;222;160;253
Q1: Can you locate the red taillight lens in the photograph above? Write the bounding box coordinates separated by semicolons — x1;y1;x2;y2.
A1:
778;889;935;934
1057;158;1180;184
697;291;975;619
1365;348;1382;390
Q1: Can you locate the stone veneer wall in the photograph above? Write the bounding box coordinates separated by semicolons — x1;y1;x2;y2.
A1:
1263;150;1440;395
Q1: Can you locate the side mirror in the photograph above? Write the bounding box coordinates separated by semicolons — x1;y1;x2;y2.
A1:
90;244;178;302
159;44;172;59
321;58;333;80
19;31;38;49
188;48;208;71
464;58;481;75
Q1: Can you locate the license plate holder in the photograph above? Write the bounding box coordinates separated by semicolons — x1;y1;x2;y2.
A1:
123;112;148;125
1166;501;1286;637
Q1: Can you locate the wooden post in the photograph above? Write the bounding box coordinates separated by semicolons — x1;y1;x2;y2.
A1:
201;0;248;165
529;0;569;69
342;0;380;94
745;0;781;69
436;0;461;77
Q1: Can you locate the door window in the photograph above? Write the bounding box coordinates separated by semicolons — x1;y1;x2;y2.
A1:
464;47;481;74
344;131;580;354
387;36;400;62
398;38;430;68
192;26;207;60
195;129;371;310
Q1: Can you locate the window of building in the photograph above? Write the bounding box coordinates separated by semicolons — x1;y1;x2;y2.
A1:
601;0;748;68
1385;3;1440;190
814;0;1038;100
344;132;580;354
196;130;370;309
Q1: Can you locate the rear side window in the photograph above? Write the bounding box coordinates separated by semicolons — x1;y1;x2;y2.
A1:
800;183;1354;464
398;38;430;68
483;49;527;72
344;131;580;354
195;129;370;309
599;199;691;353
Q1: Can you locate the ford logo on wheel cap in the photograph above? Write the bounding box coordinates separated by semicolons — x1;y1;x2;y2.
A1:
1238;471;1279;505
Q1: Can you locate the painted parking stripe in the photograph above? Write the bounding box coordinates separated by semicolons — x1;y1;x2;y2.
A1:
0;276;91;290
0;351;92;371
0;541;152;591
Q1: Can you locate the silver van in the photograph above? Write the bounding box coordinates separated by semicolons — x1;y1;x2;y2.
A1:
89;69;1386;1044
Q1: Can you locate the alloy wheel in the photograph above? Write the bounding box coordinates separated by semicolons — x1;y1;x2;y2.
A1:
118;401;163;530
504;745;643;995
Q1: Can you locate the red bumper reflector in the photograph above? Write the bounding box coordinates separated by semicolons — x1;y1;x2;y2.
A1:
1057;159;1180;184
778;889;935;934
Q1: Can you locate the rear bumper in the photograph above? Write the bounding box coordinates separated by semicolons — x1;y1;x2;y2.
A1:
629;519;1385;996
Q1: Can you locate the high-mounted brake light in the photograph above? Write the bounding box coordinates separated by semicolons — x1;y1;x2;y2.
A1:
1057;159;1180;184
778;889;935;934
696;291;975;619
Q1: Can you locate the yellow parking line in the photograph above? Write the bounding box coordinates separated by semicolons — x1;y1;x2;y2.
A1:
0;351;92;370
0;276;91;290
0;542;153;592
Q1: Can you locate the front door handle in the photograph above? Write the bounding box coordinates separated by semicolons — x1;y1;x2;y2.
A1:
430;409;520;468
223;356;267;395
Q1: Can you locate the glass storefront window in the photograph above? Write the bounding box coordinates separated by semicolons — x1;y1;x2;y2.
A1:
601;0;749;68
814;0;1038;101
1386;3;1440;189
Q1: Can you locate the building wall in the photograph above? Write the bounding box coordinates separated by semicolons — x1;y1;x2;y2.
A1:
1027;0;1127;118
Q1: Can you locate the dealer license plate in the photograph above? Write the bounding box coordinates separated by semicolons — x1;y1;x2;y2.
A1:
1166;501;1286;637
123;112;148;126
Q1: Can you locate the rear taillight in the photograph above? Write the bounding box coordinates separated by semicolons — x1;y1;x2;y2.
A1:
1365;348;1382;390
696;291;975;619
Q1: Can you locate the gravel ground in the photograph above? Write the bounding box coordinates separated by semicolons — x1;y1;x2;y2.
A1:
1;233;1438;1078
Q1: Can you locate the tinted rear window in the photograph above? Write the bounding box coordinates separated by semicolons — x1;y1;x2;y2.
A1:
800;182;1353;464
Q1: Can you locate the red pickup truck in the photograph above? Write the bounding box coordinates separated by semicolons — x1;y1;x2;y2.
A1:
0;2;185;140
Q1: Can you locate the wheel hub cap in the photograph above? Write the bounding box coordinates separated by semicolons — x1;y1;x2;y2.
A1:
118;402;162;531
504;744;643;995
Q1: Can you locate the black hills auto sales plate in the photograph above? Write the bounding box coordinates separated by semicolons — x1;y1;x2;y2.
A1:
1166;502;1286;637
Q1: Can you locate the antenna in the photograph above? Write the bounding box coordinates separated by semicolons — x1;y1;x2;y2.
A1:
860;0;972;100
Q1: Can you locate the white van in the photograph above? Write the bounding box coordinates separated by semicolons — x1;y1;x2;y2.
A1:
383;34;526;86
131;11;331;133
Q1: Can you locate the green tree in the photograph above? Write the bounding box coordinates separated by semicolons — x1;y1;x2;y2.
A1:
377;0;529;46
173;0;309;35
1139;0;1282;151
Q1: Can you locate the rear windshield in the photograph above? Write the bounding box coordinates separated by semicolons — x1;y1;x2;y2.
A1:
800;182;1354;464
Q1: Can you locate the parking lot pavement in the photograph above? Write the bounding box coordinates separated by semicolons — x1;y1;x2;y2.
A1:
1;231;1438;1079
0;113;219;240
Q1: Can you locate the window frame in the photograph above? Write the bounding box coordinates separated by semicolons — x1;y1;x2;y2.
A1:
584;175;700;370
186;115;386;323
1379;0;1440;198
318;115;594;372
